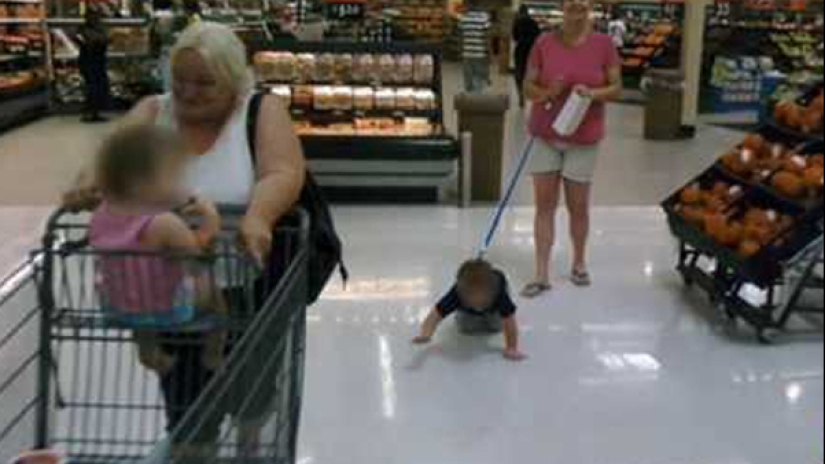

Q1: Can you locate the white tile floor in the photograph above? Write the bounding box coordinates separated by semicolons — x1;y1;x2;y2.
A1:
299;206;824;464
0;65;822;463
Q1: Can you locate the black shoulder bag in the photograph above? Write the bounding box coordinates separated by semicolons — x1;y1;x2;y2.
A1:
247;93;348;305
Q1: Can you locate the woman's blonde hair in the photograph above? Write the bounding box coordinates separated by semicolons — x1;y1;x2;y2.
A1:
171;21;255;97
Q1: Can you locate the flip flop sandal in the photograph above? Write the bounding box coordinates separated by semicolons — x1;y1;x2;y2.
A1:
520;282;552;299
571;270;592;287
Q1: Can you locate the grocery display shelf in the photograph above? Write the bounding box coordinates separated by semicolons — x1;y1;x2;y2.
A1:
52;52;151;61
0;53;42;63
0;18;41;25
262;40;457;203
0;83;48;132
0;0;42;3
46;18;148;27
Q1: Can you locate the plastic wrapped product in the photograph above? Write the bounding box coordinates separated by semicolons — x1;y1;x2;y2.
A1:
295;53;317;83
292;85;314;107
333;54;354;82
354;87;375;111
377;54;396;84
314;86;335;111
413;54;435;84
315;54;336;83
375;88;396;110
353;54;378;83
254;52;296;82
396;54;414;83
395;88;416;111
269;85;292;107
414;89;437;111
333;86;354;111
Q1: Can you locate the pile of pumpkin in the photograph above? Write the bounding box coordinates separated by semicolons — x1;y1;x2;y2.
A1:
675;181;794;259
774;90;824;135
720;133;824;200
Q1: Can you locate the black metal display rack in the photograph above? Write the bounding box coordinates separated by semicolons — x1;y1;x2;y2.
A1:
258;41;459;203
663;126;824;344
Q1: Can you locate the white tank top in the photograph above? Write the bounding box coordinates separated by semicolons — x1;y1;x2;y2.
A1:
155;93;256;205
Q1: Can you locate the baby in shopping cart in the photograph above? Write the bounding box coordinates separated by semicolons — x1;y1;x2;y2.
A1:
414;259;527;361
89;125;227;374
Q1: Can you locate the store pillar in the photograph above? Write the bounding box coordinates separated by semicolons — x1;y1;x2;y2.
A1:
455;93;510;202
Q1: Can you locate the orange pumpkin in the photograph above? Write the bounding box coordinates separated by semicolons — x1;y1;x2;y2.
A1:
782;155;808;175
772;171;806;197
705;213;728;240
775;101;793;125
681;206;706;227
743;133;765;152
719;222;744;247
738;240;761;258
786;104;804;130
811;154;824;168
680;184;702;205
813;92;824;113
802;108;824;134
804;166;825;190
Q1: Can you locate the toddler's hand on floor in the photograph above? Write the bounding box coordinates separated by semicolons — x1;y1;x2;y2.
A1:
412;335;432;345
503;348;527;362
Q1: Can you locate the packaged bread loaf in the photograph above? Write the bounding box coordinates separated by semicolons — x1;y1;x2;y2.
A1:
377;54;396;84
295;53;316;83
354;87;375;111
254;52;295;82
395;88;416;111
414;89;437;111
333;86;354;110
375;88;396;110
314;86;335;110
396;54;414;83
333;54;354;82
353;54;378;83
293;85;314;107
315;54;336;83
413;55;435;84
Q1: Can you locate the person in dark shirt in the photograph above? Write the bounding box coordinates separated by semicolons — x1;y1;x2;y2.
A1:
414;259;526;361
512;5;542;107
77;8;110;123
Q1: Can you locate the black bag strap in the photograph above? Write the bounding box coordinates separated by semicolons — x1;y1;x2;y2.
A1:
247;92;265;156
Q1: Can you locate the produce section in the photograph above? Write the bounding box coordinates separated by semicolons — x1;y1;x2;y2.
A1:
255;41;458;202
663;125;824;343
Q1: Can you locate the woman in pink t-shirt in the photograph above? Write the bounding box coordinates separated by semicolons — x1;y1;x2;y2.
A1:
521;0;622;297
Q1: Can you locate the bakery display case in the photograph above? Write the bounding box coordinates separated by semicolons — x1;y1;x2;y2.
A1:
255;41;458;202
0;0;49;131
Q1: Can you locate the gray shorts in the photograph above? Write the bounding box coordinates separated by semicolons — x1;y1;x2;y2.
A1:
529;140;600;183
456;312;503;335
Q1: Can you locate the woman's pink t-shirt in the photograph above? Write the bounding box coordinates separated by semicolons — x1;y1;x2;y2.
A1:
528;33;620;146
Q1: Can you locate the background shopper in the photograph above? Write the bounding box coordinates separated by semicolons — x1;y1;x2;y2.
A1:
77;8;110;123
512;5;541;107
521;0;622;298
460;6;492;93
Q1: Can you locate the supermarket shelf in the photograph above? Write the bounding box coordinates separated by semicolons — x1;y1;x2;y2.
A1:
46;18;148;27
0;53;40;63
0;84;48;132
53;52;151;61
0;0;42;3
0;18;41;25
